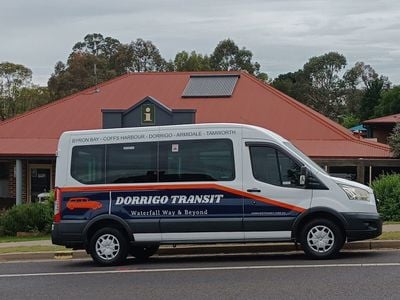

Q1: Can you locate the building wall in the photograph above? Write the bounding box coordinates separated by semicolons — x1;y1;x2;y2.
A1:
372;128;390;144
367;124;394;144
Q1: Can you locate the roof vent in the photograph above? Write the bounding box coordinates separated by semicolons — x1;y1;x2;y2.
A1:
182;74;239;98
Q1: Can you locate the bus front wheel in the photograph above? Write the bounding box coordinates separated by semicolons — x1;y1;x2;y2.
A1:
300;218;344;259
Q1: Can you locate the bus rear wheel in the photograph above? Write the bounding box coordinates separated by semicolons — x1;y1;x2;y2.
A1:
300;218;344;259
89;227;128;266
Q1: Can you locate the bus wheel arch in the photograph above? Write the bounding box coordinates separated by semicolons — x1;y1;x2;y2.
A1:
84;217;132;251
293;210;346;258
89;226;129;266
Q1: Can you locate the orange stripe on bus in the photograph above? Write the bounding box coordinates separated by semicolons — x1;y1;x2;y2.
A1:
59;184;305;213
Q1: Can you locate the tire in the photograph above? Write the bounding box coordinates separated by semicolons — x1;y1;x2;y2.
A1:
130;244;159;260
300;218;344;259
89;227;128;266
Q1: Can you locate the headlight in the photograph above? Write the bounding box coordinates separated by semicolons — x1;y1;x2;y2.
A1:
338;184;369;201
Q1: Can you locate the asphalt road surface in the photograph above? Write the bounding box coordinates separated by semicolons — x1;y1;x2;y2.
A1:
1;250;399;300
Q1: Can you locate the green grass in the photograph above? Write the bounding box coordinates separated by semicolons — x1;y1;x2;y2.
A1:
0;235;50;243
377;231;400;240
0;245;65;254
383;221;400;225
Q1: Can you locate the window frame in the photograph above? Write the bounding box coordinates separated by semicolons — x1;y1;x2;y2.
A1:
247;142;305;189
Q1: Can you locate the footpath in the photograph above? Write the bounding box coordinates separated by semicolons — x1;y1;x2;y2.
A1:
0;224;399;261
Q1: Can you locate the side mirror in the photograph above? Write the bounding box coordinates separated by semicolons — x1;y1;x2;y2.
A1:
299;166;309;186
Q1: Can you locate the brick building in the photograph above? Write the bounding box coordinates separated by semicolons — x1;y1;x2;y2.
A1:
363;113;400;144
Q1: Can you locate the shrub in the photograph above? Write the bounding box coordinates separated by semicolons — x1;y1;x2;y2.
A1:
371;174;400;221
0;202;53;235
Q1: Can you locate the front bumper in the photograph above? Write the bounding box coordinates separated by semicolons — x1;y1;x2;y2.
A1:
343;212;382;242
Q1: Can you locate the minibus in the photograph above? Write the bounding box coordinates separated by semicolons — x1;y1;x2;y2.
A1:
52;123;382;265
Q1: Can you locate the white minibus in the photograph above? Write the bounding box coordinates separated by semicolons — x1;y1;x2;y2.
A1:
52;123;382;265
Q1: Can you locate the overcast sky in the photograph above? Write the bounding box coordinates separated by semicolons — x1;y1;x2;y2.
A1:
1;0;399;86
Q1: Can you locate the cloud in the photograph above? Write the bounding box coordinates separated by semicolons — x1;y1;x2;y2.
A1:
1;0;399;85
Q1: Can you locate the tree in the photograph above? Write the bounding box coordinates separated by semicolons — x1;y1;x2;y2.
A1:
301;52;347;120
128;38;168;72
340;114;360;129
49;34;269;99
48;33;128;99
174;51;211;71
273;52;348;120
73;33;130;76
48;52;116;99
273;54;391;123
347;62;391;121
210;39;268;81
16;86;51;114
272;70;310;104
339;62;383;124
388;123;400;157
48;35;172;98
0;62;32;120
108;44;134;75
73;33;121;59
342;62;365;116
273;52;347;120
373;86;400;118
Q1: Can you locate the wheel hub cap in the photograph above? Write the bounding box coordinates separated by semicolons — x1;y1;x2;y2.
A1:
95;234;120;260
307;225;335;253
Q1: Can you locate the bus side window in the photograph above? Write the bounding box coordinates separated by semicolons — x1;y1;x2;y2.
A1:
249;146;302;187
158;139;235;182
106;142;158;183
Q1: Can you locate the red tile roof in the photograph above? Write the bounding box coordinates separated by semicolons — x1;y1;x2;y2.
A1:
0;71;391;158
363;113;400;124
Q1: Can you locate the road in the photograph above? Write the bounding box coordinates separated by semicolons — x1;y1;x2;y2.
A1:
0;250;399;300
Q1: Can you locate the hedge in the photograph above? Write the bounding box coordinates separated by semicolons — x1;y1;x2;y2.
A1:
0;192;54;236
372;174;400;221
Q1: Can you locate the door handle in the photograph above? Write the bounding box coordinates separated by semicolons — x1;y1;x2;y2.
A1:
247;188;261;193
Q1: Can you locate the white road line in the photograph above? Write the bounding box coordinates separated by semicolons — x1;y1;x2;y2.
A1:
1;262;400;278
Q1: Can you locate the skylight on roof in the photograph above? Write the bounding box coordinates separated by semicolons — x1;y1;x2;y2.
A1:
182;74;239;98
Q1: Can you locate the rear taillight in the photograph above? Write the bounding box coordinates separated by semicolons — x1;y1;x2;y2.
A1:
54;187;62;223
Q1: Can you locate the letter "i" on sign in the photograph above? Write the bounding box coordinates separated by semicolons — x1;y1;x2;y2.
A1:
142;104;155;124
